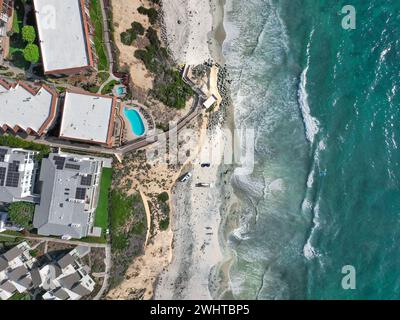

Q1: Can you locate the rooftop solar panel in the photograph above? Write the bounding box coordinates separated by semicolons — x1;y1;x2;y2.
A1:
80;174;92;186
0;167;6;186
75;187;86;200
5;161;20;188
0;149;6;163
6;172;19;188
65;163;81;170
53;156;66;170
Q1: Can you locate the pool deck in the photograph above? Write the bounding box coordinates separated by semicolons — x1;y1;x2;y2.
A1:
120;104;150;142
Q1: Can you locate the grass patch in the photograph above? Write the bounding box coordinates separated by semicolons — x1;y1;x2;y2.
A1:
12;9;20;33
101;80;120;95
80;236;107;244
0;235;18;242
108;188;147;288
89;0;109;71
9;1;25;58
98;71;110;84
94;168;112;233
56;86;66;93
9;292;30;300
110;190;146;251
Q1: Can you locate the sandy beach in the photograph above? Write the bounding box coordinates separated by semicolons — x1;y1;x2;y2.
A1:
155;125;228;299
161;0;226;64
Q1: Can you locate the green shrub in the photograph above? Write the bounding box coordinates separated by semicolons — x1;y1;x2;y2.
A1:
23;44;39;63
137;6;158;25
131;22;145;35
21;25;36;43
157;192;169;203
159;217;169;231
0;135;50;160
101;80;120;95
151;70;193;109
120;31;136;46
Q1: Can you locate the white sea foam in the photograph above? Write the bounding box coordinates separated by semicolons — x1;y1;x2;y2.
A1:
380;46;391;62
298;29;320;144
306;169;314;188
303;201;321;260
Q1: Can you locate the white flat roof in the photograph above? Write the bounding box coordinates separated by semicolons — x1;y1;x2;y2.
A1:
33;0;90;73
0;82;56;134
203;95;217;109
60;92;114;145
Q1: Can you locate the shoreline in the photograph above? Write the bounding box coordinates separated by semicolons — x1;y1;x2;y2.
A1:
155;0;239;299
208;0;227;65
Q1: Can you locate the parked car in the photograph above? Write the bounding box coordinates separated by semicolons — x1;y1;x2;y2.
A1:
179;172;192;182
196;183;212;188
201;163;211;168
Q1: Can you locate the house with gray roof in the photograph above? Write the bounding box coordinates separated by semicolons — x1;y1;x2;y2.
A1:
33;152;105;239
0;147;39;204
0;242;33;300
40;247;95;300
1;242;95;300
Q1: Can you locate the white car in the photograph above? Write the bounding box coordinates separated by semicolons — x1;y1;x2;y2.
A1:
179;172;192;182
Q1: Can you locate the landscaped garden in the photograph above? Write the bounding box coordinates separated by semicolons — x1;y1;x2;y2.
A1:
7;202;35;231
8;0;40;70
101;79;120;95
89;0;109;71
94;168;113;235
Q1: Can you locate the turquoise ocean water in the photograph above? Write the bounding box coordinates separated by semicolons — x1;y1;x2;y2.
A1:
223;0;400;299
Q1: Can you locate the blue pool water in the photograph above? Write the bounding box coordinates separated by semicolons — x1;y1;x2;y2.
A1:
116;86;124;95
123;108;145;136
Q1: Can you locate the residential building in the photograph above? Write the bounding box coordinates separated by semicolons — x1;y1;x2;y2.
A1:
0;147;39;204
0;0;13;61
59;90;116;147
0;78;58;136
0;241;34;300
0;243;95;300
0;0;12;35
41;246;95;300
33;0;96;75
33;152;104;239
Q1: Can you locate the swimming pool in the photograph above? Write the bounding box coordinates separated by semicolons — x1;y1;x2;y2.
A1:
116;86;124;95
123;108;145;136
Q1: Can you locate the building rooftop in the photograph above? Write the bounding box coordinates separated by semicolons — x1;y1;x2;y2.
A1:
0;257;7;272
33;153;104;239
2;245;24;262
33;0;93;74
0;147;39;204
0;79;58;135
59;91;116;146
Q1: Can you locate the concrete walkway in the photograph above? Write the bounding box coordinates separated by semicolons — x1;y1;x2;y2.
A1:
0;232;108;248
96;0;121;94
94;244;111;300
